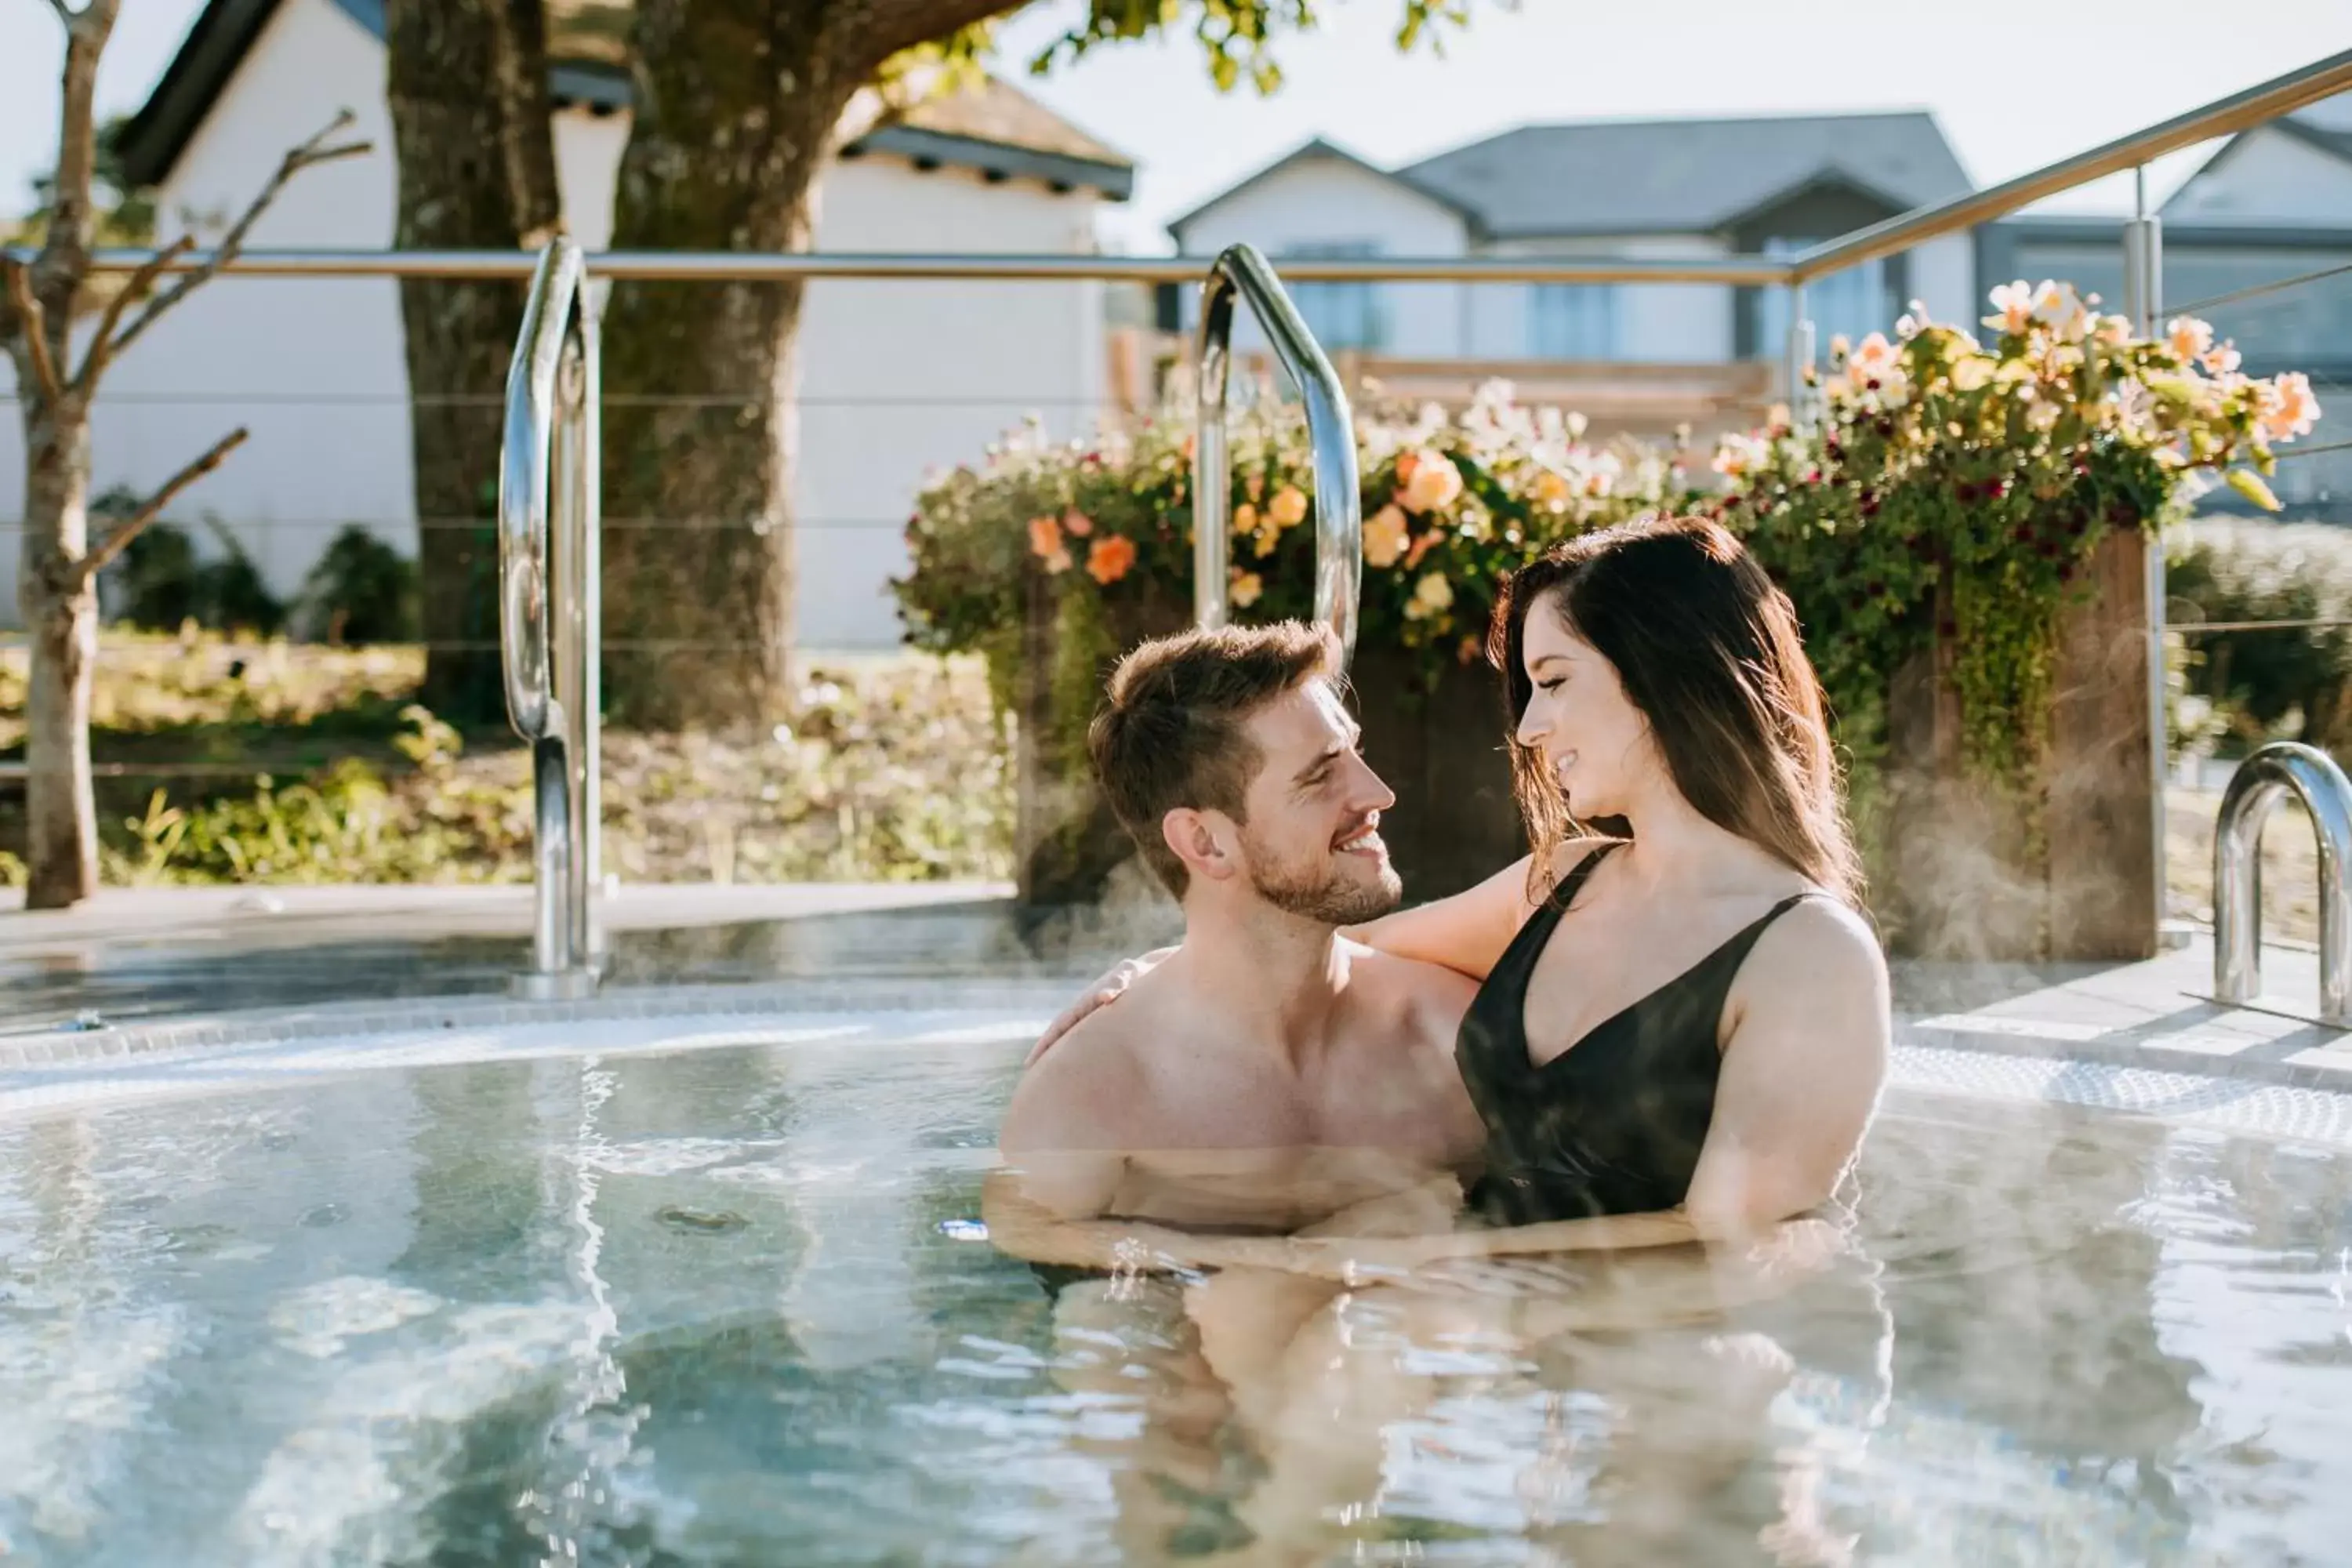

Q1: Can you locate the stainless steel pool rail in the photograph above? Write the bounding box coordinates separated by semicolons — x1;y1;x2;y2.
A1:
500;239;603;998
1192;243;1363;663
2213;742;2352;1026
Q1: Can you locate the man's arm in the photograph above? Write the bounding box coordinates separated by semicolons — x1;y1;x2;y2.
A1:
980;1162;1249;1272
985;1035;1253;1274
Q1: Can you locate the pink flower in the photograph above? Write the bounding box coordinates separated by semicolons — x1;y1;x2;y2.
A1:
1984;280;2036;335
1848;332;1899;380
2166;317;2213;364
1027;515;1069;573
1061;507;1093;538
2259;372;2321;442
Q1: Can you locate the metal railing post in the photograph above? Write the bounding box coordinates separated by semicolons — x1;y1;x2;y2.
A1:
2124;168;2170;938
500;238;601;998
2213;741;2352;1024
1784;282;1815;430
1192;243;1364;663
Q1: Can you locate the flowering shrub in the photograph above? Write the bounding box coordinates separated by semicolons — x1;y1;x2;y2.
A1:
894;379;1682;703
1701;282;2321;823
895;284;2321;915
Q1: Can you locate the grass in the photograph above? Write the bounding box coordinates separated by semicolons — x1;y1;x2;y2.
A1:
0;632;2320;942
0;632;1012;887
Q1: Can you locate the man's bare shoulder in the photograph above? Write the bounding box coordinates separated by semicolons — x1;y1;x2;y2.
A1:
999;980;1164;1154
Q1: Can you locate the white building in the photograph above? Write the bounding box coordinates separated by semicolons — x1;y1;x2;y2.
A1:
1164;114;1979;373
0;0;1132;647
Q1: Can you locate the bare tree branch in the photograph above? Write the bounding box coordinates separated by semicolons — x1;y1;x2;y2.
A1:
75;426;251;588
94;110;372;373
71;233;193;393
2;259;64;405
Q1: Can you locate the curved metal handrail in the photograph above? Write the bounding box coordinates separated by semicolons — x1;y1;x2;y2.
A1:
2213;741;2352;1025
1192;244;1363;664
500;241;580;739
498;238;601;996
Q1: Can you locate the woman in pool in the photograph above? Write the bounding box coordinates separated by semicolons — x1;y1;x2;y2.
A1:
1036;513;1891;1270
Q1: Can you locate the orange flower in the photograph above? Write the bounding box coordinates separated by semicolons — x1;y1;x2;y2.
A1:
1086;534;1137;585
1400;449;1463;514
1268;484;1308;529
1028;515;1071;574
1062;507;1094;538
1363;503;1409;568
1404;530;1439;569
1396;451;1421;486
1229;569;1263;608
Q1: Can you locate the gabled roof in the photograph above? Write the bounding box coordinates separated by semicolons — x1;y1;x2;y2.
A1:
2161;103;2352;219
1165;137;1480;242
118;0;1132;198
1400;111;1970;238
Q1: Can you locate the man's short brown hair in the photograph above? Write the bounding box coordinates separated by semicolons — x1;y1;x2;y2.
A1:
1090;620;1341;896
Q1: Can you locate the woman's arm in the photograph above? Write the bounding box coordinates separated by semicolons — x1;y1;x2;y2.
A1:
1342;854;1541;982
1679;899;1888;1236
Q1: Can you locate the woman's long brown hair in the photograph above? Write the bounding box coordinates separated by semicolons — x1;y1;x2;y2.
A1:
1487;514;1862;904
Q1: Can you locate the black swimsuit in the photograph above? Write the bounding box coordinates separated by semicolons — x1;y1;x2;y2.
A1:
1459;841;1824;1226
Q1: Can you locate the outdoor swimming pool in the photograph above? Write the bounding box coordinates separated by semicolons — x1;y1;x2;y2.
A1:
2;1006;2348;1566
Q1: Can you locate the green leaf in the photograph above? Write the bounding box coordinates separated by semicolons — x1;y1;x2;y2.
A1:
2227;468;2283;512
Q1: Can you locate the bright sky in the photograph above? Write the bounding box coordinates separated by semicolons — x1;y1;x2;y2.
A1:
4;0;2348;253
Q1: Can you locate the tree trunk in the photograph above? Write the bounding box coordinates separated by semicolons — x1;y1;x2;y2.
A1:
600;1;861;729
9;5;114;909
16;402;100;909
384;0;560;724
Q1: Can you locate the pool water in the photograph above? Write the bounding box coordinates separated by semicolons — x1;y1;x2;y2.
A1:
2;1024;2349;1566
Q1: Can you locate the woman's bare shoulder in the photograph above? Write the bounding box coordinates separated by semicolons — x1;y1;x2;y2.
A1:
1746;895;1888;1004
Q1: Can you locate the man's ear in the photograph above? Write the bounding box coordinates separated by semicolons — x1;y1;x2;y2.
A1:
1162;807;1237;886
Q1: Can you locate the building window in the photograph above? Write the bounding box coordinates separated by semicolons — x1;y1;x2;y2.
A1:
1285;241;1387;351
1528;284;1619;360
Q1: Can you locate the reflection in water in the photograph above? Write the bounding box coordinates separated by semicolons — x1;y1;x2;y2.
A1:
0;1042;2347;1564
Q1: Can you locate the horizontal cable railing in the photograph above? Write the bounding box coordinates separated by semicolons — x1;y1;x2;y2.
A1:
2165;259;2352;321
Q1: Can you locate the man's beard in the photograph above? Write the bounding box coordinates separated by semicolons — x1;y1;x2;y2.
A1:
1242;831;1403;927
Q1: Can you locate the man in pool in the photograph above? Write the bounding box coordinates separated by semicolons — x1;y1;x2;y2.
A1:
982;619;1486;1274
